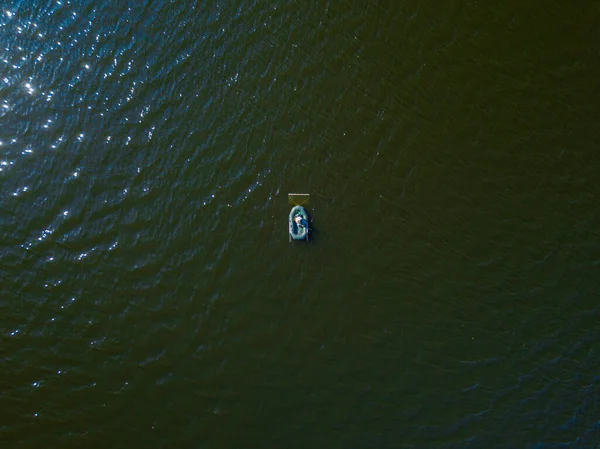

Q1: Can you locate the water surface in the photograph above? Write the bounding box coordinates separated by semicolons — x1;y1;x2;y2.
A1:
1;1;600;447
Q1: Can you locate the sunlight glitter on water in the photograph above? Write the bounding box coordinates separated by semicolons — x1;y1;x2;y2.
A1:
12;186;29;196
24;82;35;95
36;228;53;241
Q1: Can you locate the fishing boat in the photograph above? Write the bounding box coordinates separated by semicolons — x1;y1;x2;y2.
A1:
288;193;310;242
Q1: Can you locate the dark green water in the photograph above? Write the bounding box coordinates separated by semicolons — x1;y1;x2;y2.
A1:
2;1;600;447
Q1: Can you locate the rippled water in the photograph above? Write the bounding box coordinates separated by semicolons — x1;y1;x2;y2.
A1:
2;1;600;447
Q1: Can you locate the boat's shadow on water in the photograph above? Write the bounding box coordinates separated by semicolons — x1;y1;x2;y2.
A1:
307;221;318;244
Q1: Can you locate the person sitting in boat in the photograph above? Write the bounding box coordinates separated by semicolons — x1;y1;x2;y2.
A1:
294;215;307;228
